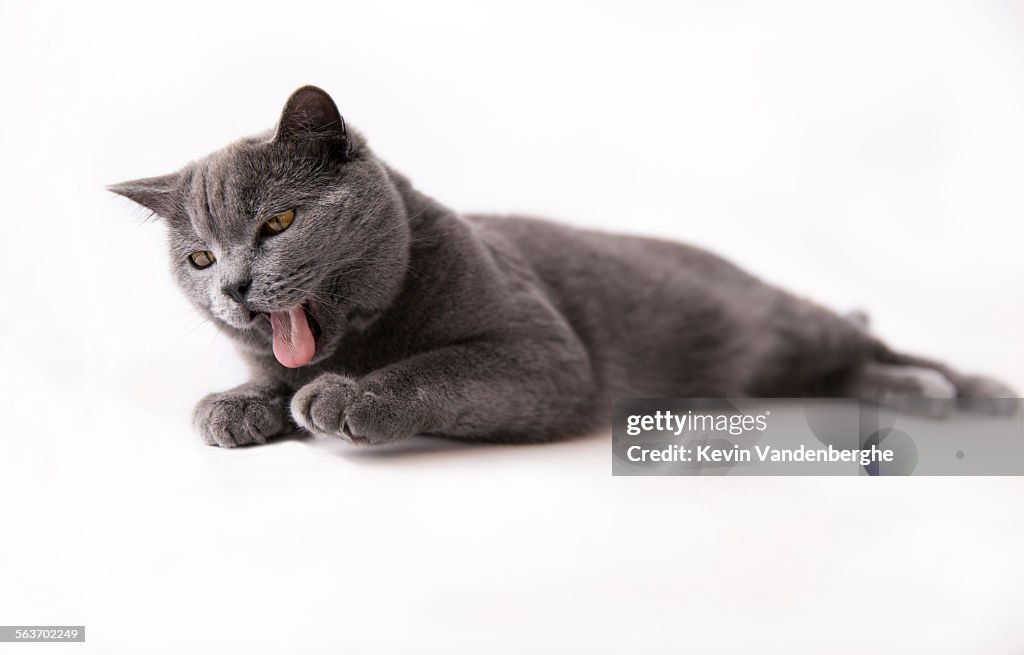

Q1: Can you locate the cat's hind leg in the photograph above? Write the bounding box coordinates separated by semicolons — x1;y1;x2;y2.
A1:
839;361;957;417
872;347;1019;414
752;296;1017;414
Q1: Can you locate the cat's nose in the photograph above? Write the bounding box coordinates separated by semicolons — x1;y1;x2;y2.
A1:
223;279;252;307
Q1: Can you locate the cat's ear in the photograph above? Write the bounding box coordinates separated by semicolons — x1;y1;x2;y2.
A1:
275;85;350;157
108;172;182;218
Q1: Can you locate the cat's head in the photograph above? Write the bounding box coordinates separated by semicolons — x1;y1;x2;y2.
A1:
110;86;410;368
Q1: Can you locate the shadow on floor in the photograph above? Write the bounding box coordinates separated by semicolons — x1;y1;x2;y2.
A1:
282;427;607;463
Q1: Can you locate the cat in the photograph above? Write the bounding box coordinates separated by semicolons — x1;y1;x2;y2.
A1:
110;85;1016;448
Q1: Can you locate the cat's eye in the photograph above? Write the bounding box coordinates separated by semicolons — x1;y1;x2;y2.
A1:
261;209;295;237
188;250;216;269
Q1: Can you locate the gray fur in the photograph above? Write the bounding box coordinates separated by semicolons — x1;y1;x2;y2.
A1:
110;86;1017;447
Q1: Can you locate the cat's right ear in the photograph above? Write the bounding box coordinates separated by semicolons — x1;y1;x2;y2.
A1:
107;172;182;219
274;85;351;158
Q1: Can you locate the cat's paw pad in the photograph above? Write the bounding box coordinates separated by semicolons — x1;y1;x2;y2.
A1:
878;367;956;418
845;310;871;330
193;391;287;448
290;373;359;440
848;364;957;418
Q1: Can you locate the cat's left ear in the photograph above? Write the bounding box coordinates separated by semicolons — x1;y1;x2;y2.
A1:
108;172;182;219
274;85;351;158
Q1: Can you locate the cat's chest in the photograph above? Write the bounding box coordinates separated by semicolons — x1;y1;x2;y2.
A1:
248;328;418;390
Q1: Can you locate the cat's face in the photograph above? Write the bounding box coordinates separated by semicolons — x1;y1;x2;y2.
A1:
110;87;410;367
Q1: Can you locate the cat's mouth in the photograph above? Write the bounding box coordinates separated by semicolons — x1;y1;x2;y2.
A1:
261;302;322;368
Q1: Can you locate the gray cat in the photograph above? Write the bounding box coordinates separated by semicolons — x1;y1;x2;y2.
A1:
110;86;1016;448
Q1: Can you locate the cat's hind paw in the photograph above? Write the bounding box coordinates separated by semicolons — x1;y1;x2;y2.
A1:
955;375;1020;415
843;363;957;418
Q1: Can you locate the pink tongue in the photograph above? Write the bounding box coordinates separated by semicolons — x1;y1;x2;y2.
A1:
270;305;316;368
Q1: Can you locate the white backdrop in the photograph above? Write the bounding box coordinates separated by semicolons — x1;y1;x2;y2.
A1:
1;1;1023;653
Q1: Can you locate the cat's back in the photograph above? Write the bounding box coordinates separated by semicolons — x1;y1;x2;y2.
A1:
463;213;774;397
464;213;758;290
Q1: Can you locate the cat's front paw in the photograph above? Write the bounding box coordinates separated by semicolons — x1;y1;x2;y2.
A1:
342;385;422;445
193;387;288;448
290;374;420;445
290;373;360;441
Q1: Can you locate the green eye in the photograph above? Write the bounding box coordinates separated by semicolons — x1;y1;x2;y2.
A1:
188;250;216;269
261;209;295;237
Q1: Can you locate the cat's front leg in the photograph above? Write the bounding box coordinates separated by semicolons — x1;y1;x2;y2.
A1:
290;339;593;446
289;373;364;442
193;381;292;448
289;372;426;445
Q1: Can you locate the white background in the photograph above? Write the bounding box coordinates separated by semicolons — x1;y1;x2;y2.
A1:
1;1;1023;653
